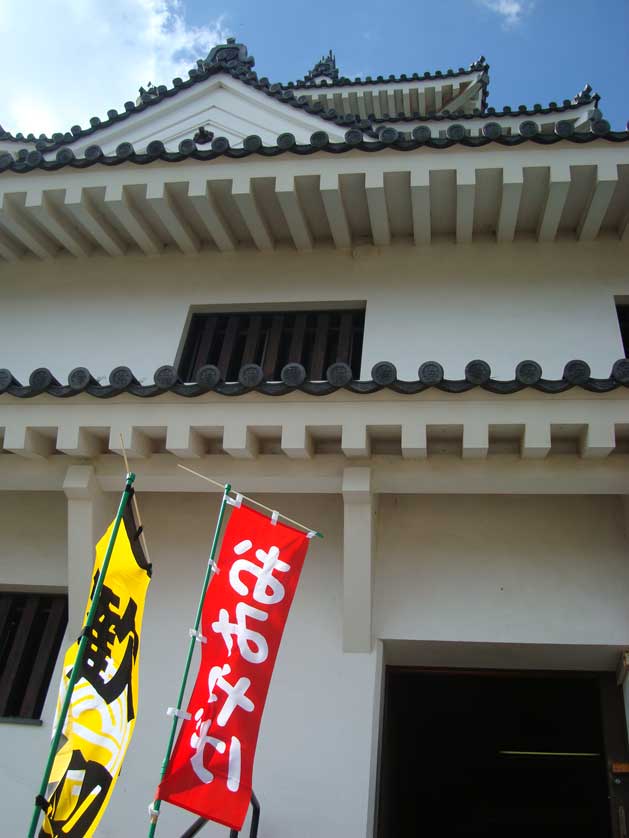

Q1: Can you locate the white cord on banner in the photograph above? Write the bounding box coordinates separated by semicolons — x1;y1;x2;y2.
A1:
177;464;323;538
148;804;160;821
166;707;191;721
306;530;317;539
270;510;279;526
227;493;243;508
189;628;207;644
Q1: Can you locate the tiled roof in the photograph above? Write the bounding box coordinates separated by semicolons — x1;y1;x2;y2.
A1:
1;360;628;398
0;120;623;175
0;40;597;153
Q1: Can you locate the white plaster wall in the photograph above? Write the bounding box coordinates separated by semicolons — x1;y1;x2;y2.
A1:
2;491;629;837
0;493;379;838
0;492;66;587
0;241;627;383
375;494;629;647
0;492;68;838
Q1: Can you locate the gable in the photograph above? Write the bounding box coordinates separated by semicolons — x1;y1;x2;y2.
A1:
39;74;348;158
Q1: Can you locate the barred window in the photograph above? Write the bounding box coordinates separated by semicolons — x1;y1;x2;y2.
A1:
0;592;68;720
178;309;365;382
617;304;629;357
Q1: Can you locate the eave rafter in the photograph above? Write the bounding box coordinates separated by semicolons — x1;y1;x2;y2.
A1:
0;142;627;261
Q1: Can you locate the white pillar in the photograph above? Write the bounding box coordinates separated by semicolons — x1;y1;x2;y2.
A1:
343;467;377;652
62;465;111;639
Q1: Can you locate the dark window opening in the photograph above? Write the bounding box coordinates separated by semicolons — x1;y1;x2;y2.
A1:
378;668;614;838
0;592;68;720
178;309;365;382
616;304;629;357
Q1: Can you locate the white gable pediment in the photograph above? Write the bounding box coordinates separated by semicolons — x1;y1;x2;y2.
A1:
45;74;348;158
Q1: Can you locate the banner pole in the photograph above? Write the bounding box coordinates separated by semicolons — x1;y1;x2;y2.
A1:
27;472;136;838
148;483;232;837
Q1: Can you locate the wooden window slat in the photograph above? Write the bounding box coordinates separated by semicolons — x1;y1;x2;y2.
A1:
0;596;11;643
288;313;307;363
262;314;284;379
310;313;330;379
0;595;39;717
336;312;354;363
191;315;218;377
179;308;364;382
241;314;263;365
19;597;67;719
217;315;240;379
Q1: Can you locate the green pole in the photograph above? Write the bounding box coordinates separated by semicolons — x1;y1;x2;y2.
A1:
27;472;136;838
148;483;232;837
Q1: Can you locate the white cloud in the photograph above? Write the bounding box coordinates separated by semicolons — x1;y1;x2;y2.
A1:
0;0;229;136
479;0;531;26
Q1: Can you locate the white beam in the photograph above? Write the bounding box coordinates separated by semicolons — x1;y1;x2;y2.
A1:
402;88;411;115
365;170;391;246
401;424;427;458
410;169;431;245
165;425;206;458
0;194;57;260
577;162;618;242
521;421;551;459
417;89;427;116
537;162;571;242
343;467;375;652
462;420;489;459
456;169;475;244
232;176;274;252
496;164;524;243
188;178;236;252
580;422;615;459
446;80;483;113
223;424;259;459
65;186;126;256
342;424;370;458
281;424;314;459
108;426;152;459
0;229;22;261
320;172;351;249
63;465;110;638
275;174;313;251
25;191;92;257
3;426;55;459
104;184;163;256
57;426;103;458
434;87;443;112
146;182;199;254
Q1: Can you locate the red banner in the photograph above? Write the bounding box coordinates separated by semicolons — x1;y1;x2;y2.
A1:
157;503;311;829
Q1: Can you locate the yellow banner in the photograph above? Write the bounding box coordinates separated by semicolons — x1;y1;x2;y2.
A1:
40;505;151;838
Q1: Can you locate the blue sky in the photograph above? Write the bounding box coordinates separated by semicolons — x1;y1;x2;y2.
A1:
193;0;627;127
1;0;627;135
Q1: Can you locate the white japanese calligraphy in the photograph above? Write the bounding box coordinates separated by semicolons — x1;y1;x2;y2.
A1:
211;602;269;664
230;541;291;605
208;663;255;726
190;709;226;784
189;709;242;792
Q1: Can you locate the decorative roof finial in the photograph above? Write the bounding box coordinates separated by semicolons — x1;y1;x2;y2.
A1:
304;50;339;83
205;37;255;70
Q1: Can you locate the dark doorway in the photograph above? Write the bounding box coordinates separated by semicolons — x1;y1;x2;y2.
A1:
377;668;619;838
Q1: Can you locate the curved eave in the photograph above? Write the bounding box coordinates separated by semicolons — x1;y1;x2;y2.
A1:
2;359;629;398
0;136;627;261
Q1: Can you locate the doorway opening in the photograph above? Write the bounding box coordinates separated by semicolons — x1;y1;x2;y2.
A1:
377;668;614;837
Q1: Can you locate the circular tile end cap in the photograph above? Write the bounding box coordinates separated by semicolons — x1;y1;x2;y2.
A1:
371;361;397;386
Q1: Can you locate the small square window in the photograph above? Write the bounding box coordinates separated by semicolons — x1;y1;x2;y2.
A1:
616;304;629;357
0;592;68;720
